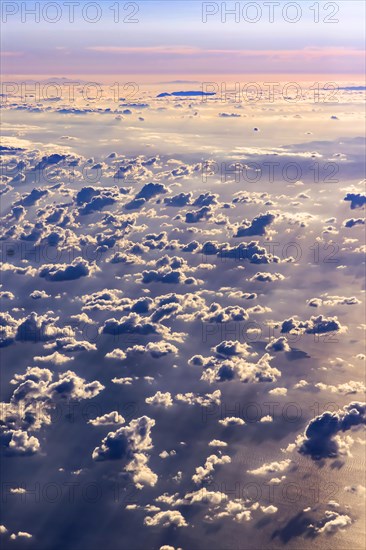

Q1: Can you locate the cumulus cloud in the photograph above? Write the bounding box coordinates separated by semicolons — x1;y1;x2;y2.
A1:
144;510;187;528
105;349;127;360
1;367;104;454
344;484;366;496
175;390;221;407
191;348;280;385
265;337;290;352
92;416;157;488
208;439;228;447
10;531;33;540
309;510;352;535
234;213;275;237
0;311;73;347
145;391;173;407
1;430;40;456
88;412;125;426
296;402;366;460
39;257;100;281
164;192;192;207
249;272;285;282
344;218;365;228
201;240;279;264
280;315;345;335
268;387;288;396
248;459;291;476
307;295;361;307
101;312;184;342
126;341;178;358
344;192;366;209
192;454;231;484
315;381;366;395
33;351;73;365
260;415;273;423
219;417;245;426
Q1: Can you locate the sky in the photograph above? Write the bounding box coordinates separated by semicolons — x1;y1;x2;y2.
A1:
1;0;366;75
0;3;365;550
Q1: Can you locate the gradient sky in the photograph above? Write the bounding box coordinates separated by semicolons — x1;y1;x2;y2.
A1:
1;0;366;75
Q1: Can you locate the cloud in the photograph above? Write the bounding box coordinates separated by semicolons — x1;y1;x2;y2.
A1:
135;182;168;201
234;213;275;237
92;416;157;488
1;312;73;347
248;459;291;476
280;315;345;335
219;112;241;118
1;366;104;455
92;416;154;460
344;218;365;228
33;351;73;365
315;381;366;395
192;454;231;484
261;505;278;514
202;240;279;264
105;349;127;360
88;412;125;426
30;290;50;299
145;391;173;408
265;337;290;352
344;484;366;496
249;272;285;282
309;510;352;535
10;531;33;540
196;305;249;323
268;387;288;396
101;312;184;342
191;348;280;384
344;193;366;209
185;206;213;223
126;341;178;358
219;417;245;426
260;415;273;423
39;257;100;281
164;192;192;206
307;296;361;307
175;390;221;407
297;402;366;460
214;340;251;357
1;430;40;456
209;439;228;447
144;510;187;528
45;337;97;353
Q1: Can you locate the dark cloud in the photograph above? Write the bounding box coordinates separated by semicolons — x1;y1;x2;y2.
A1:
298;402;366;460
